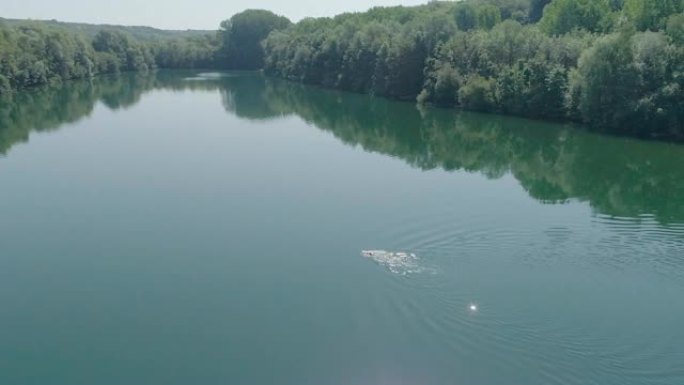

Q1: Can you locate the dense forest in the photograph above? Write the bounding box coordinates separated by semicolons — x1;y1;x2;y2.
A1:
0;10;290;92
2;1;684;139
263;0;684;139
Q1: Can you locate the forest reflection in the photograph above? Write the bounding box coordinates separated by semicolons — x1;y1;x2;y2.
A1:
2;71;683;224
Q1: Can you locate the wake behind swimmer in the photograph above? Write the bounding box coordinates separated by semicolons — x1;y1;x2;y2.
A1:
360;250;422;275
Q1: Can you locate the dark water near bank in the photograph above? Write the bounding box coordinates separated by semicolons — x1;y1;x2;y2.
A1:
1;71;683;385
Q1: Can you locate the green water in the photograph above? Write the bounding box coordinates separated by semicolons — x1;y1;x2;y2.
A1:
1;71;683;385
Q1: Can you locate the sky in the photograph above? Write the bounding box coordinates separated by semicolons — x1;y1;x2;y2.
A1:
3;0;429;30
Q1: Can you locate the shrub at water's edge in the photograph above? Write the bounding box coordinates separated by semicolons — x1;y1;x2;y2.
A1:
2;1;684;140
262;0;684;140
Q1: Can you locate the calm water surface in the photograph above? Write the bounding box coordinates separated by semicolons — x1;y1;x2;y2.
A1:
1;71;683;385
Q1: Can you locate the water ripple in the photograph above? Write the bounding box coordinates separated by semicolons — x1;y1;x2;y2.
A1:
360;207;684;384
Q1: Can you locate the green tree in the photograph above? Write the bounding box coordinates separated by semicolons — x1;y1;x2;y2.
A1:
92;30;155;72
419;61;461;107
624;0;683;31
218;10;291;70
455;3;477;31
476;4;502;30
570;33;639;130
666;13;684;43
458;75;496;111
529;0;551;23
540;0;613;35
0;74;10;93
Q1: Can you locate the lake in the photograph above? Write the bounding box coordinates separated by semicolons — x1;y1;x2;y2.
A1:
1;71;683;385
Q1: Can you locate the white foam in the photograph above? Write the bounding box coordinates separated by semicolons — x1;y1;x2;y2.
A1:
361;250;424;276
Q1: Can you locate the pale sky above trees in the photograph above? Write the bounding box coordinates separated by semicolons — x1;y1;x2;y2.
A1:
3;0;428;29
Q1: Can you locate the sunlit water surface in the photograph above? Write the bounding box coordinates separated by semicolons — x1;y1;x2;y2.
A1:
1;72;683;385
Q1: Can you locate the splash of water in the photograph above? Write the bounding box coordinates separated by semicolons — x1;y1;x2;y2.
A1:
361;250;424;276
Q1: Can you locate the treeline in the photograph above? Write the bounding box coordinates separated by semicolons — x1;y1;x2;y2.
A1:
262;0;684;140
0;10;291;92
0;17;214;41
0;22;213;92
3;1;684;139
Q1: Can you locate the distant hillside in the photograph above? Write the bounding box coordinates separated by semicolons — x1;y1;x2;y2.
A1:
0;18;214;40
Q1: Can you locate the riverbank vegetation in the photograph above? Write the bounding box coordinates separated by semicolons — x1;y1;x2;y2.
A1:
263;0;684;140
0;10;289;91
2;1;684;140
0;21;204;91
